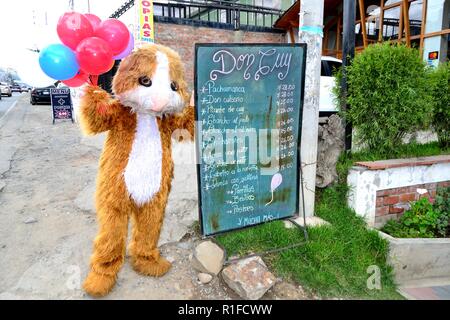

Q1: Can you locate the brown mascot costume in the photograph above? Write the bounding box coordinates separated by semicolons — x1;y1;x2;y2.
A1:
78;44;194;297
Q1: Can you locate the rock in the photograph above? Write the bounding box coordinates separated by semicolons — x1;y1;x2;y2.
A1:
316;114;345;188
198;273;213;284
190;240;225;275
0;180;6;192
24;217;38;224
221;256;276;300
270;282;308;300
284;216;330;229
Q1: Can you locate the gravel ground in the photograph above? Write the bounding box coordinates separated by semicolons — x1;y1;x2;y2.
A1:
0;94;310;300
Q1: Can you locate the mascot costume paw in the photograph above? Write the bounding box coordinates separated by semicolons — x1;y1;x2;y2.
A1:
78;44;194;297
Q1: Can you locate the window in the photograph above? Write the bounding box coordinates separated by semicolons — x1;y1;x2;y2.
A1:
383;6;401;40
408;0;423;37
321;61;328;77
327;61;342;75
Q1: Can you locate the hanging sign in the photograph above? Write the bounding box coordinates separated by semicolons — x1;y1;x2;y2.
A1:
194;43;307;236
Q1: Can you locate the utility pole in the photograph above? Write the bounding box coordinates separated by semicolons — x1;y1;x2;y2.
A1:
341;0;356;151
298;1;324;217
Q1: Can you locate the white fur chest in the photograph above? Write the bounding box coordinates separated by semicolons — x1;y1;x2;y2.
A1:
124;114;162;206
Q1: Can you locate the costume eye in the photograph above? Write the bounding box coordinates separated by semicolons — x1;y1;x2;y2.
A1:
170;81;179;91
138;76;152;87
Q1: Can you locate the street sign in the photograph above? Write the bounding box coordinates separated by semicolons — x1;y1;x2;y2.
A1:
50;88;73;124
194;43;307;236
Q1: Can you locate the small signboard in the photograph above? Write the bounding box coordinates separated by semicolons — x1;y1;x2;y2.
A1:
50;88;73;124
428;51;439;60
194;43;307;236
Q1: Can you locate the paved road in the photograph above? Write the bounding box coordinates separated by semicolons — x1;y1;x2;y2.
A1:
0;94;308;300
0;92;26;122
0;94;238;300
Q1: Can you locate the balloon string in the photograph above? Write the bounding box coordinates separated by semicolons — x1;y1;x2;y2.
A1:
89;75;99;86
265;191;274;206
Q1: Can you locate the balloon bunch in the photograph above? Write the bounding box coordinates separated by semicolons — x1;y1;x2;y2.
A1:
39;12;134;87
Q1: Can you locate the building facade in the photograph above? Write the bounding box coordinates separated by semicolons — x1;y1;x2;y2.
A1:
275;0;450;65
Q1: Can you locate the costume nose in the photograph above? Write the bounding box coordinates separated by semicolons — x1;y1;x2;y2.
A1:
150;95;169;112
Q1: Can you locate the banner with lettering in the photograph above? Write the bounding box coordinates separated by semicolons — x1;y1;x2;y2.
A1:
194;44;307;236
136;0;154;46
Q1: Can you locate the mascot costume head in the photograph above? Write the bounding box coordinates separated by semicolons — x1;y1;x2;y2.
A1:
79;44;194;297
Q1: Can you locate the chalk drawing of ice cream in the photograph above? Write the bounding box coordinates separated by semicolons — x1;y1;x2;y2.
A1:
265;173;283;206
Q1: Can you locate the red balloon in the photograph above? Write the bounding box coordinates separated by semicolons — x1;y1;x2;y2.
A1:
75;37;114;75
57;12;94;50
94;19;130;55
84;13;101;31
62;70;89;87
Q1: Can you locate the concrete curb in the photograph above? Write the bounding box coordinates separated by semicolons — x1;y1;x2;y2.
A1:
376;229;450;287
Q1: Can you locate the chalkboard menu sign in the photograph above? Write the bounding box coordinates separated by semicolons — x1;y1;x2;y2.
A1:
194;44;307;236
50;88;74;123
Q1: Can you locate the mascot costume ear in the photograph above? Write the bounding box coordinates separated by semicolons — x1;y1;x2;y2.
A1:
78;44;194;297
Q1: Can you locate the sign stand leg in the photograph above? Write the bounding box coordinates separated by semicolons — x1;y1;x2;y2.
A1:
223;162;310;265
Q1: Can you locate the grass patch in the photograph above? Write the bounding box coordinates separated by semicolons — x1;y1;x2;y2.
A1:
217;184;401;299
216;142;449;299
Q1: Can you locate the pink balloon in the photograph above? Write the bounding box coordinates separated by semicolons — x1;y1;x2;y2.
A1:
57;12;94;50
76;37;114;75
94;19;130;55
113;31;134;60
270;173;283;192
84;13;102;31
62;70;89;87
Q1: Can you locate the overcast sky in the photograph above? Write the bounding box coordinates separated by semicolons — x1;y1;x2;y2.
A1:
0;0;134;86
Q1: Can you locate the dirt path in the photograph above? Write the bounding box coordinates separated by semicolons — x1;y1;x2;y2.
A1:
0;95;308;300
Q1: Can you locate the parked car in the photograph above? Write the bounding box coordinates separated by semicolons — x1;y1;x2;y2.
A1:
30;85;55;105
20;84;31;92
0;82;12;97
320;56;342;114
10;83;22;93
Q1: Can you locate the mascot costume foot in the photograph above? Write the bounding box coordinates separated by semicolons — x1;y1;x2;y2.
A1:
78;44;194;297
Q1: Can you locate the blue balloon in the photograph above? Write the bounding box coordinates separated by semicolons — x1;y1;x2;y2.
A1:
39;44;79;80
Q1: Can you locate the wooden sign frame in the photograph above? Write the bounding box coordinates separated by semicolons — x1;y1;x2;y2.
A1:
194;43;307;237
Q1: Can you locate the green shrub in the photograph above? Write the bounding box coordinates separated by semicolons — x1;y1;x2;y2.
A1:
382;187;450;238
428;62;450;148
334;43;433;155
433;187;450;236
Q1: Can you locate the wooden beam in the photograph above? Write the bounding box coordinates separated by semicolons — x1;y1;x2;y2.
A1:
336;14;342;52
423;28;450;38
358;0;368;48
398;3;404;41
384;2;403;10
419;0;427;54
289;20;300;28
378;0;384;42
289;27;296;44
403;0;411;47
